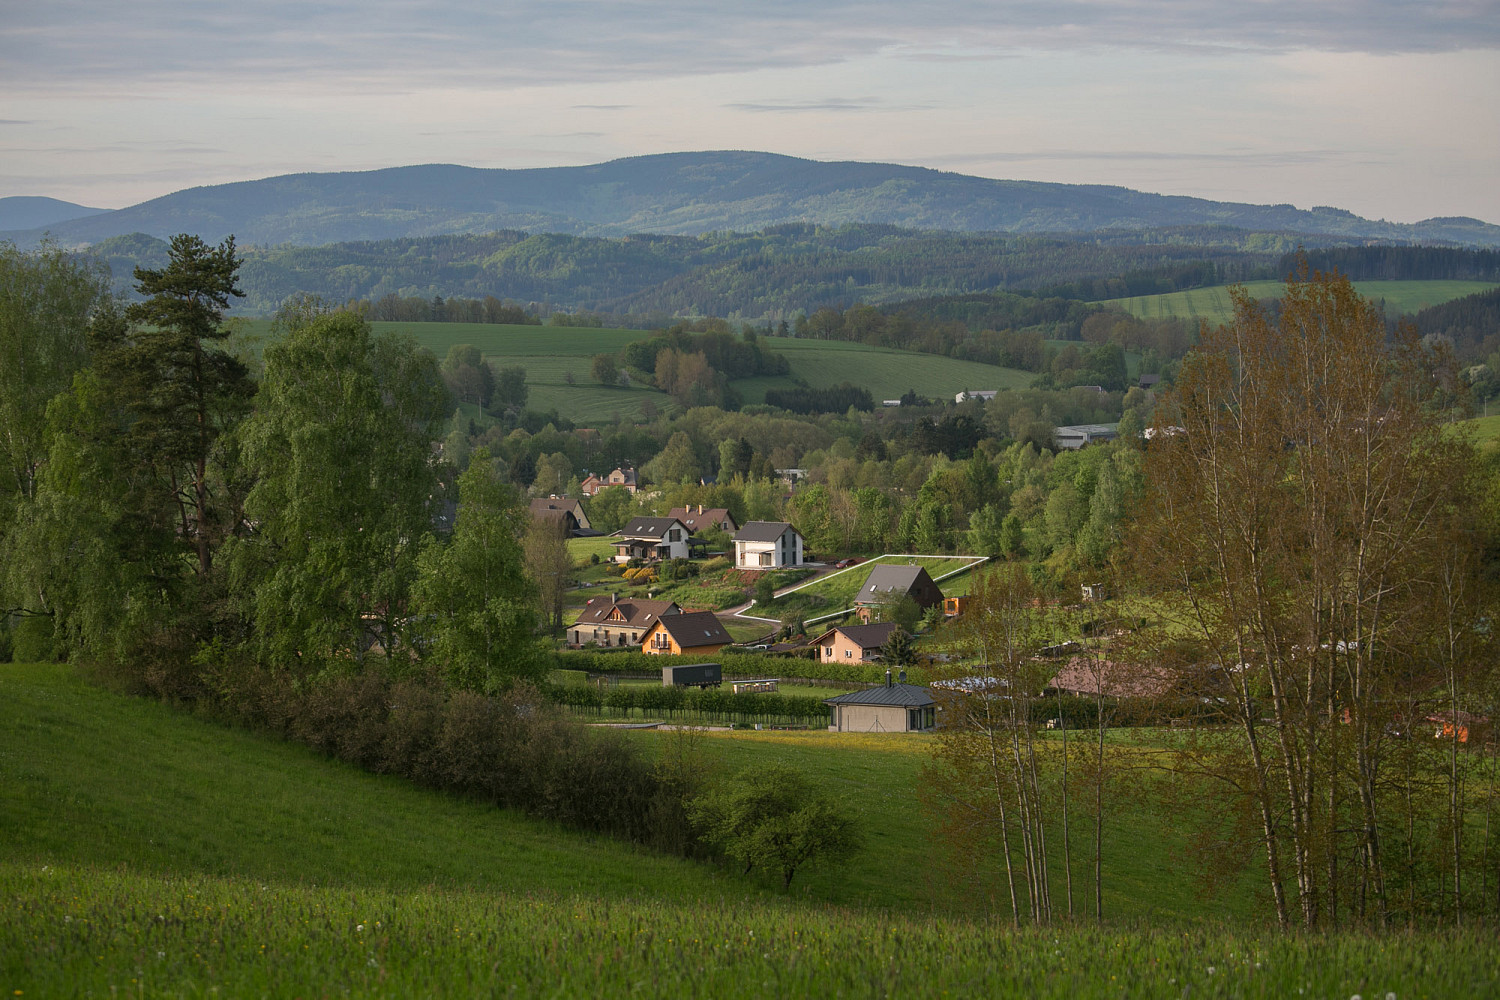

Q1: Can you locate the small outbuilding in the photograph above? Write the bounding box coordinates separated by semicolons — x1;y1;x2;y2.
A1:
825;671;937;732
661;662;722;688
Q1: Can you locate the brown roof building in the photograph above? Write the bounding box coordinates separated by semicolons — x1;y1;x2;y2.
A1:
811;621;899;666
1047;657;1180;700
666;505;739;535
529;497;591;536
569;595;681;648
642;610;733;657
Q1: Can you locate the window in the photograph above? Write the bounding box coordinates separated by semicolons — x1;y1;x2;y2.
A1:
670;529;681;541
844;649;852;658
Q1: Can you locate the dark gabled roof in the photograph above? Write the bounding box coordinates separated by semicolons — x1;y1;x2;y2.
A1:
734;520;797;542
653;610;732;648
811;621;899;650
620;516;685;538
855;565;936;603
575;597;681;628
825;683;935;708
667;507;736;532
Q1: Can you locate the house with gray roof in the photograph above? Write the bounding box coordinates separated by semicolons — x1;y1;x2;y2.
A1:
853;564;944;623
733;520;804;570
614;516;690;563
825;670;937;732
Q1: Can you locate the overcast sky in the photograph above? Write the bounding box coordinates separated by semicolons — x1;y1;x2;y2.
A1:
3;1;1498;224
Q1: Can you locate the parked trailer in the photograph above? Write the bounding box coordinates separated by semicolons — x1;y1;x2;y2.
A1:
662;662;722;688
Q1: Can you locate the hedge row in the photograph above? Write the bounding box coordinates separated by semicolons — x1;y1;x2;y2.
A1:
551;649;929;686
545;682;831;725
199;661;695;851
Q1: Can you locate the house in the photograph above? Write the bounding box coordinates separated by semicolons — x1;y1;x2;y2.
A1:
529;497;592;537
1138;374;1162;391
642;610;732;657
853;564;944;624
1047;657;1179;700
825;670;937;732
812;621;898;666
614;516;691;563
882;399;903;407
666;505;739;535
569;595;681;647
955;390;999;403
733;521;805;570
581;467;638;496
1053;423;1119;450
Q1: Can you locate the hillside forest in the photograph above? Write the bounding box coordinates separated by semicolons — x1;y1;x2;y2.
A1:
4;234;1500;936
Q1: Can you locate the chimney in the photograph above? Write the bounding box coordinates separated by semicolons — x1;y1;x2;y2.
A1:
898;668;907;684
885;669;893;688
611;592;617;604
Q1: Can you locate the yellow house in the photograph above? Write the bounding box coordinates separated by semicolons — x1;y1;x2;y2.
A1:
641;610;732;657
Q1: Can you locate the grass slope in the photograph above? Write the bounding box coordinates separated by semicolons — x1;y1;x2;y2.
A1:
1107;279;1499;326
5;664;1495;997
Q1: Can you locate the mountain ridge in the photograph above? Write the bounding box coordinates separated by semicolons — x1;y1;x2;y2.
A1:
6;151;1498;248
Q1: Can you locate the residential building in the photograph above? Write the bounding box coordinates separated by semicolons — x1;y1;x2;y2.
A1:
614;516;690;563
733;521;805;570
581;467;638;496
811;621;898;666
642;610;732;657
955;389;999;403
569;595;681;647
528;497;591;537
853;564;944;624
666;505;739;535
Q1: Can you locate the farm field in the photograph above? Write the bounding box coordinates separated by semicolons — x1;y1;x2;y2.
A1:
237;320;1036;419
1455;412;1500;449
1106;279;1498;326
749;336;1033;402
6;664;1493;998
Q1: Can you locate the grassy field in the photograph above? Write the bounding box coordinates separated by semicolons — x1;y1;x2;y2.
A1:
1106;279;1499;326
1454;412;1500;450
757;555;986;620
239;320;1036;419
5;663;1496;997
748;336;1033;403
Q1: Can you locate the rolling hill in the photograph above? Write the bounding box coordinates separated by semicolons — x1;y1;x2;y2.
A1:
7;151;1498;249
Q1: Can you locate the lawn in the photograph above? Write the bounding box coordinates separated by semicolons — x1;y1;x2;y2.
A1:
1105;279;1498;326
755;554;986;621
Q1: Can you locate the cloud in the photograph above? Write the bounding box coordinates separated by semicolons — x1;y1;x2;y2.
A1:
725;97;933;114
4;1;1494;97
929;148;1356;167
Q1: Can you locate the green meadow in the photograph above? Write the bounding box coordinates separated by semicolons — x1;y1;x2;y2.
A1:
757;554;986;620
235;320;1035;420
1106;279;1498;326
5;664;1496;997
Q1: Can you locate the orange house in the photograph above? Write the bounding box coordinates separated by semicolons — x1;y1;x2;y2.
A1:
641;610;732;657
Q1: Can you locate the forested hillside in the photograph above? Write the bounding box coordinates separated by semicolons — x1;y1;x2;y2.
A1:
90;225;1281;318
10;153;1500;249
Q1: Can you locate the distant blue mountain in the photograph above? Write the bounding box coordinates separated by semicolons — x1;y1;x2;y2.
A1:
0;196;109;233
4;151;1497;248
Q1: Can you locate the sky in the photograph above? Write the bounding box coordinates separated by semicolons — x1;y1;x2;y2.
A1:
3;1;1498;225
